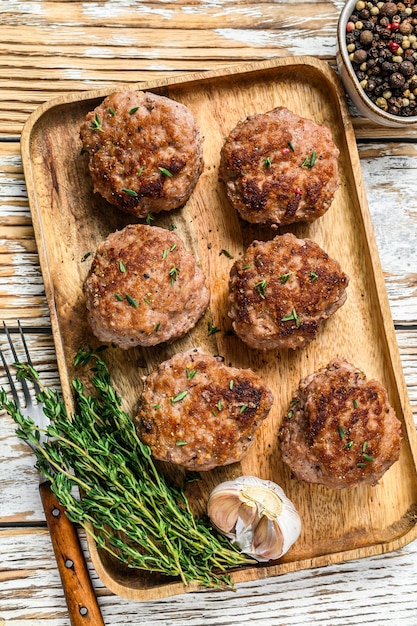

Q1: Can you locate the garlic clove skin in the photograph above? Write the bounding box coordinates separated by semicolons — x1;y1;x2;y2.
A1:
207;476;301;562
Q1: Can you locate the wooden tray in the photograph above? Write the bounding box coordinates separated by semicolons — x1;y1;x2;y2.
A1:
20;57;417;600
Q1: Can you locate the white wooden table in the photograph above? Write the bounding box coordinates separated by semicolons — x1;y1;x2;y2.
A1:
1;1;417;624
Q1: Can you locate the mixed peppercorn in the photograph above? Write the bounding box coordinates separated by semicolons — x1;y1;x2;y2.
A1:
346;0;417;116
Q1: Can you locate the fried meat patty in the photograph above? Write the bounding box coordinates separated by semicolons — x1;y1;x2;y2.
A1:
83;224;209;348
219;106;339;225
136;349;274;471
279;359;402;489
227;233;349;350
80;91;203;217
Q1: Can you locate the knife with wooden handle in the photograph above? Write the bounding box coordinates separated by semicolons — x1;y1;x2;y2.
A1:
39;481;105;626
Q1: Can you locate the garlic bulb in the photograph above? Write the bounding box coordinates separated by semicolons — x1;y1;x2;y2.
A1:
207;476;301;562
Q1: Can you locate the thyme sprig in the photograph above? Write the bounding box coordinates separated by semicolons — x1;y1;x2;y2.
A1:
0;349;251;588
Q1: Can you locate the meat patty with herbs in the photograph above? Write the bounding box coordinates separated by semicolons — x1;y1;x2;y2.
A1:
80;90;203;217
279;359;402;489
136;349;274;471
227;233;349;350
83;224;209;349
219;106;339;225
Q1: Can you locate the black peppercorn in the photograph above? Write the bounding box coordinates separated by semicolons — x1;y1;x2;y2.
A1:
399;60;415;75
390;71;406;87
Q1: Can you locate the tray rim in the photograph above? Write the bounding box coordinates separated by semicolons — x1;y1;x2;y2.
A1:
20;55;417;600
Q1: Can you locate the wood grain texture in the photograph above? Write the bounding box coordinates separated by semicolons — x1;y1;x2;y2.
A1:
0;0;416;139
1;0;417;622
18;57;417;599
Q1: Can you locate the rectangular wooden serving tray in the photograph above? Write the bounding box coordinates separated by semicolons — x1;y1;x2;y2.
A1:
20;56;417;601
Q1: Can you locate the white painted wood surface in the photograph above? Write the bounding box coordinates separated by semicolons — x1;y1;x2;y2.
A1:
1;1;417;623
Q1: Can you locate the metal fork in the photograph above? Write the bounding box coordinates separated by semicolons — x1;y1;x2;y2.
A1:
1;322;105;626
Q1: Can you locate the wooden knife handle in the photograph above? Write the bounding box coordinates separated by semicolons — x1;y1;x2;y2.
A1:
39;481;105;626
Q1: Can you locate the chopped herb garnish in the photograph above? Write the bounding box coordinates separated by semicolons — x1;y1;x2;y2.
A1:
152;403;161;409
143;296;150;304
114;293;123;301
89;113;102;131
211;410;217;416
278;272;291;284
263;157;272;168
176;441;188;446
287;410;293;420
162;249;168;260
146;213;154;225
310;270;318;282
169;266;180;285
345;441;354;450
109;107;116;116
207;322;220;336
363;453;374;462
338;425;345;439
170;244;177;252
137;166;145;177
125;294;138;308
168;223;176;231
129;107;139;114
220;249;233;259
255;280;267;299
155;322;161;331
122;188;138;197
171;390;188;404
288;141;294;151
81;252;91;262
186;368;196;380
119;260;126;273
301;151;317;168
281;308;300;328
240;404;248;413
159;167;173;177
353;399;358;408
242;264;251;270
217;401;223;411
229;379;234;390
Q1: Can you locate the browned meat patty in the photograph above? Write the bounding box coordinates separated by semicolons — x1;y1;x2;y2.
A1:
227;233;349;350
219;106;339;225
136;349;274;471
83;224;209;348
80;91;203;217
279;359;402;489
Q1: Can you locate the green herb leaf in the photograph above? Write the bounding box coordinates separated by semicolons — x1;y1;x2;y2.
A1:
281;308;300;328
119;260;126;273
126;294;138;307
207;322;220;336
158;167;173;177
176;441;188;446
255;280;267;299
278;272;291;284
109;107;116;116
129;106;139;114
309;270;318;282
81;252;91;262
169;266;180;285
89;113;102;131
122;188;138;197
171;390;188;404
263;157;272;168
220;249;233;259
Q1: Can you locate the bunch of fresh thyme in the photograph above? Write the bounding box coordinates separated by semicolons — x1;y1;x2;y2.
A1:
0;347;252;588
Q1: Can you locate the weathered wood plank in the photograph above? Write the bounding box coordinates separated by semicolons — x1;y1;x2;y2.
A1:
1;527;417;625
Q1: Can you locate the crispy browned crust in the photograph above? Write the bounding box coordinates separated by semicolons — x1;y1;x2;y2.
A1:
279;359;402;489
219;106;339;225
227;233;349;350
136;349;274;471
83;224;209;348
80;91;203;216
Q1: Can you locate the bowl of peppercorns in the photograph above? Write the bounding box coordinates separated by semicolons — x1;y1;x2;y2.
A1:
337;0;417;126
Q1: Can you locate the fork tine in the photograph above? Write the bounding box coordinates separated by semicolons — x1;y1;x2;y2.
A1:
0;340;20;406
17;320;41;395
2;321;31;408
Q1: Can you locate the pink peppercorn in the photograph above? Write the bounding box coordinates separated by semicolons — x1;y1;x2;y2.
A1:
294;188;302;195
389;22;400;31
281;147;291;155
389;41;400;52
346;21;355;32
